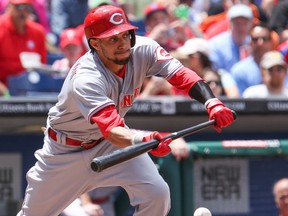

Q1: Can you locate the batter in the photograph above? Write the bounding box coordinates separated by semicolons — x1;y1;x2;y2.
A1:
17;5;235;216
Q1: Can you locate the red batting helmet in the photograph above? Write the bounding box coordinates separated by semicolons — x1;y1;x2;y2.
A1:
84;5;138;47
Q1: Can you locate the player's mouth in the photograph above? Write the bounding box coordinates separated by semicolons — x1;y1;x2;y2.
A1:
116;49;131;56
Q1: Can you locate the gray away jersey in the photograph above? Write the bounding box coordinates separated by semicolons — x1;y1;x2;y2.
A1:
47;36;183;141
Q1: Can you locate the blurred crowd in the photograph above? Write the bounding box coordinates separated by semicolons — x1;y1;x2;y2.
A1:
2;1;288;215
1;0;288;99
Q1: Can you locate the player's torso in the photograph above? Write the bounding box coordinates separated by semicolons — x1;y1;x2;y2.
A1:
48;36;182;141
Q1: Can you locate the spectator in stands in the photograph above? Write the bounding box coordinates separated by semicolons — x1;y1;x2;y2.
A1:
185;0;211;25
0;0;47;95
0;0;50;32
231;23;277;95
243;51;288;98
268;0;288;35
200;0;260;39
276;28;288;70
278;40;288;69
206;0;224;16
202;69;226;97
173;0;204;38
273;178;288;216
50;0;88;37
118;0;154;21
144;2;194;52
208;3;253;72
260;0;277;20
52;28;83;76
172;37;239;98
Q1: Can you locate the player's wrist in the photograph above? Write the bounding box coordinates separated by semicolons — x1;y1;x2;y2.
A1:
205;98;224;111
131;133;144;145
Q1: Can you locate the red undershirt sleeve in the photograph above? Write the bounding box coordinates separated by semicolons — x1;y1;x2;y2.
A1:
91;105;125;139
168;67;203;93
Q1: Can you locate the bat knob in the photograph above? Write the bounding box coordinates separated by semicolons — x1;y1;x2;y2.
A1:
91;159;102;172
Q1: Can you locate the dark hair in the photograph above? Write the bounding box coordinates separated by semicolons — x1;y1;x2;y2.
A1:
203;69;226;96
197;52;213;68
145;9;168;21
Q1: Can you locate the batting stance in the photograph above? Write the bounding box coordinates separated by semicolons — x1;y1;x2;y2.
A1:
17;5;235;216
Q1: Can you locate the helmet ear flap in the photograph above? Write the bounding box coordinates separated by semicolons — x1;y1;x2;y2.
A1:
129;30;136;47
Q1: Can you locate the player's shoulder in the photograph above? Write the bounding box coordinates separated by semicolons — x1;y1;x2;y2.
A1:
134;36;159;48
71;51;106;79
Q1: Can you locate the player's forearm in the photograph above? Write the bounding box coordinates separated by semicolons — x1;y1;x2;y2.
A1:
107;126;134;147
188;80;216;104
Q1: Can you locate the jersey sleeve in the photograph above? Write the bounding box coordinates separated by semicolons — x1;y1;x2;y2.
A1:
168;67;203;93
91;105;125;138
132;36;184;80
72;73;115;124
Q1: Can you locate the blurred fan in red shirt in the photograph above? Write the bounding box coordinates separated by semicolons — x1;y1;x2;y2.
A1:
0;0;47;95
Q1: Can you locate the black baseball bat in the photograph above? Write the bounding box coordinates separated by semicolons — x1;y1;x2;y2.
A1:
91;111;237;172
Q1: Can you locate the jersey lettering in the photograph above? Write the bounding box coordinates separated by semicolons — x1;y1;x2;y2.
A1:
120;87;140;108
133;87;140;97
122;95;132;107
70;62;79;79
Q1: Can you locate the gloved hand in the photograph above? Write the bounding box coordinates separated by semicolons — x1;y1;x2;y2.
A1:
205;98;234;132
143;131;172;157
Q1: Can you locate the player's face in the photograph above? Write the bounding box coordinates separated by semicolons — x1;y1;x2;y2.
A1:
91;31;132;67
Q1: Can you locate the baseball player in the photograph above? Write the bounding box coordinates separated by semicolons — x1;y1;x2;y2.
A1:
17;5;235;216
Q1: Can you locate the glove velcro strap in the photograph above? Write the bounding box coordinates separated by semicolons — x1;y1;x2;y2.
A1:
204;98;224;110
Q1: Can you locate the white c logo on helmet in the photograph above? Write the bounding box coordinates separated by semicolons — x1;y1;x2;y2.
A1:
110;13;124;25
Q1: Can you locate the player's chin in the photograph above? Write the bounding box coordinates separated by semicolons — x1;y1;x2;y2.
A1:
114;56;130;65
115;54;131;65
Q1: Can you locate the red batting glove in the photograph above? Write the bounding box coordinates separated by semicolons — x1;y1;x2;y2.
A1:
143;132;172;157
205;98;234;133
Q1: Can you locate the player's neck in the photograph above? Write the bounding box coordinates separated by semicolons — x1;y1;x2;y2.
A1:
98;56;124;74
105;64;124;75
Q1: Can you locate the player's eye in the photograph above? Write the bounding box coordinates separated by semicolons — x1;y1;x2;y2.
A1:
109;37;117;43
122;32;129;39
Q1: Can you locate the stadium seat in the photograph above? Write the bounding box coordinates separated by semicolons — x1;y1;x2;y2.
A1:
8;70;65;96
130;19;146;36
47;52;64;65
